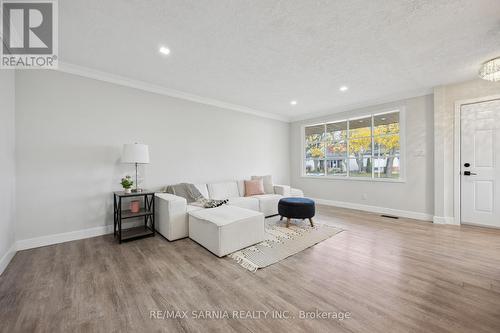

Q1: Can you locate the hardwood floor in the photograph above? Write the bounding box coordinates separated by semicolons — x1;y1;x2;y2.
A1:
1;205;500;333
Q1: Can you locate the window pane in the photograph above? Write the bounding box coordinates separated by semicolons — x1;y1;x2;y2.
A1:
349;117;371;138
374;156;400;179
304;113;402;180
305;159;325;176
326;159;347;176
305;142;325;158
326;140;347;158
374;112;399;135
374;134;400;155
305;124;324;143
348;158;372;177
348;137;372;157
326;121;347;141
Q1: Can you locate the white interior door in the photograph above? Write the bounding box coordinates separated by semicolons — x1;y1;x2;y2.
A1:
460;99;500;227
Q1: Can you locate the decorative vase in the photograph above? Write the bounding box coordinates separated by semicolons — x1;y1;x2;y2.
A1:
124;188;132;194
130;200;140;213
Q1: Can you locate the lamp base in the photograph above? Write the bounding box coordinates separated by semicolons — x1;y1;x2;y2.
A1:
132;163;143;193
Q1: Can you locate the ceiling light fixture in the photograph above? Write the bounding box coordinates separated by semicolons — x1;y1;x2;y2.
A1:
479;57;500;82
339;86;349;92
159;46;171;55
290;100;297;106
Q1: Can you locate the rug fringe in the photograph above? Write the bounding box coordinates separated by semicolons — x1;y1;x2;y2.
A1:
229;219;342;273
229;254;259;272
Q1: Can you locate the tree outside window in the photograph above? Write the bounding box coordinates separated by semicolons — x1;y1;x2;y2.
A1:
303;111;401;179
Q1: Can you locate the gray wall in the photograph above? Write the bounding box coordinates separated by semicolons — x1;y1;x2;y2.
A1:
0;71;16;270
290;95;434;217
15;70;290;240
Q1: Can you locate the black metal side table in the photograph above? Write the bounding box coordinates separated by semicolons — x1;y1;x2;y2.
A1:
113;190;155;243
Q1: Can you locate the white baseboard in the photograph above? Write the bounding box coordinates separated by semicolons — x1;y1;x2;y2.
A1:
312;197;433;221
1;221;142;274
0;243;17;275
16;221;141;251
433;216;458;225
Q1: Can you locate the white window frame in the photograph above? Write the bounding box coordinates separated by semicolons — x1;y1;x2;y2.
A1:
300;107;406;183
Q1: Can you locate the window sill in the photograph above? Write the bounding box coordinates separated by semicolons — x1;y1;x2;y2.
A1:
300;175;406;183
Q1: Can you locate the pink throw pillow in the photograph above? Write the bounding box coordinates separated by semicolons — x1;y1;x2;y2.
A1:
244;179;265;196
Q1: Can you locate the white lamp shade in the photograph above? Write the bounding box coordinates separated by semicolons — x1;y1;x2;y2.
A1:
121;143;150;164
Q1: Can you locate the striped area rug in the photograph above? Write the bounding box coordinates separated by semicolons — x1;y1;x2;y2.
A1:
228;217;343;272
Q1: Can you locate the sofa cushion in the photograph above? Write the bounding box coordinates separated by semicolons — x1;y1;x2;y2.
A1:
290;188;304;197
189;205;262;226
187;203;204;212
251;175;274;194
252;194;283;217
227;196;259;211
273;184;291;196
207;181;239;199
236;180;246;197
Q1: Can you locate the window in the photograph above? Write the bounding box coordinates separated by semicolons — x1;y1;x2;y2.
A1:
303;110;402;180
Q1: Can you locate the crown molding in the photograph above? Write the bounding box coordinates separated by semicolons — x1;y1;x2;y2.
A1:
289;88;434;122
54;62;436;124
54;62;291;123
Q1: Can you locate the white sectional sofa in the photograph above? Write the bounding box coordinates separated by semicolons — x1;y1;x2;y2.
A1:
155;180;303;241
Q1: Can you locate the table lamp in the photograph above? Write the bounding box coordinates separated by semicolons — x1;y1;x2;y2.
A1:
121;143;150;192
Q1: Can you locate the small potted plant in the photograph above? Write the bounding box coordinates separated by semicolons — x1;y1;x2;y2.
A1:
120;175;134;193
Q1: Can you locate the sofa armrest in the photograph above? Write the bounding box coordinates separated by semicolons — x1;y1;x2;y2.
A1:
156;192;186;201
273;184;291;196
155;193;189;241
290;188;304;197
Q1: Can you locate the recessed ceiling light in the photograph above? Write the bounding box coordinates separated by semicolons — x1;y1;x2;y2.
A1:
290;100;297;106
159;46;171;55
381;117;386;120
358;120;364;123
339;86;349;92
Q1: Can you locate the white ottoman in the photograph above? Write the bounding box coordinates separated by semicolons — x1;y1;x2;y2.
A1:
188;205;265;257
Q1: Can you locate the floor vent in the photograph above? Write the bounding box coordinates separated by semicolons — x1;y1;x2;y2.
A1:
381;215;399;219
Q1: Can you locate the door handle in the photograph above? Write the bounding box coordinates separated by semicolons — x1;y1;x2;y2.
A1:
463;171;477;176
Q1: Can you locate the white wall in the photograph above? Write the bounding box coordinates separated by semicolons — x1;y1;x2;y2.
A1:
290;95;434;219
15;70;290;241
0;71;16;274
433;79;500;223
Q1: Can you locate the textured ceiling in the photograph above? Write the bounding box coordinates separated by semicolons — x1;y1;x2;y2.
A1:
59;0;500;121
